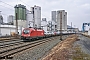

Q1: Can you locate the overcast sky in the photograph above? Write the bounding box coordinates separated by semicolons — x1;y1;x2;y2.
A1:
0;0;90;30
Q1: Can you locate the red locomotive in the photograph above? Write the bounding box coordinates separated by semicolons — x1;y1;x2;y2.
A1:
21;27;75;41
21;28;45;41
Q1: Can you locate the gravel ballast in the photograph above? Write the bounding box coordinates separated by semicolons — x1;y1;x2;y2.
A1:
12;36;67;60
42;34;78;60
74;34;90;55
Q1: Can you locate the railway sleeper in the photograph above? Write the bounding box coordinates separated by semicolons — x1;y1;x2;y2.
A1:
0;39;52;59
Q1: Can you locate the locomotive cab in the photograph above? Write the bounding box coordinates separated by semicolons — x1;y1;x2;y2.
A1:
21;28;31;40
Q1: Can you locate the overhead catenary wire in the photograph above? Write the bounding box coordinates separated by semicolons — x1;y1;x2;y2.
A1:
19;0;30;7
0;0;15;15
18;0;31;10
0;0;13;7
0;0;51;22
0;0;15;24
0;4;14;11
19;0;51;20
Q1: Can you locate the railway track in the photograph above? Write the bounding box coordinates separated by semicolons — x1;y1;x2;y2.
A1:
0;39;21;43
0;36;59;59
0;35;68;48
0;41;24;48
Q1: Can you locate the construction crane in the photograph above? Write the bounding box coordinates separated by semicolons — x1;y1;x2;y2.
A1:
82;23;90;32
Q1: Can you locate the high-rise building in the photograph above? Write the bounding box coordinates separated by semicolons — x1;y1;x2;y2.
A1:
51;11;56;23
26;11;34;28
14;4;27;28
14;4;26;20
51;11;57;32
7;15;14;25
31;5;41;28
57;10;67;31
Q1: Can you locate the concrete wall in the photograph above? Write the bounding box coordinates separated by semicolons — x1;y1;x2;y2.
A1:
14;20;27;28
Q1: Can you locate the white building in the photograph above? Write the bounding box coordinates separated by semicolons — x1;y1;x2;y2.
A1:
31;5;41;28
0;25;24;36
7;15;14;24
41;18;47;32
51;11;57;31
51;11;56;23
57;10;67;31
26;11;34;28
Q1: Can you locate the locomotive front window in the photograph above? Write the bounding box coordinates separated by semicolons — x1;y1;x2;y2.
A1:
23;29;30;34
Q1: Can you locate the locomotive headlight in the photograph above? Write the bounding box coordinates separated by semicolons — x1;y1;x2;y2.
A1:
42;33;43;35
28;35;30;36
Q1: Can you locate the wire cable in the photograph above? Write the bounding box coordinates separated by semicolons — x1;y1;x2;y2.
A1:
19;0;30;7
0;4;14;11
0;0;13;7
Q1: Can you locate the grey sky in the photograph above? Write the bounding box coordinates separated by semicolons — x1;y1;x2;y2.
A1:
0;0;90;30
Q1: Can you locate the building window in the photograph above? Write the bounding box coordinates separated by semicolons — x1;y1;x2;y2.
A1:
35;8;37;9
39;8;41;10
